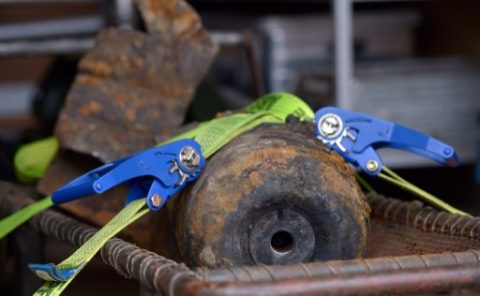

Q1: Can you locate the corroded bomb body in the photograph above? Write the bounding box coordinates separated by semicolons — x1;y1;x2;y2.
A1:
174;121;370;268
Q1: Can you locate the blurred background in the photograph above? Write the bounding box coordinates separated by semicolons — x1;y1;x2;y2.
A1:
0;0;479;294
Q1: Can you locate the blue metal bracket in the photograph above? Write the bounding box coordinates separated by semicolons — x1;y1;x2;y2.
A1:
30;139;205;282
51;139;205;211
314;107;460;175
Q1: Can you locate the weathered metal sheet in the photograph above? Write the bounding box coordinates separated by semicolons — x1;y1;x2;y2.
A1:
55;0;218;162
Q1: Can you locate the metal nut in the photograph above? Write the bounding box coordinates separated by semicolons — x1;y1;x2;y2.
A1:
150;194;163;208
366;160;379;172
180;146;200;170
317;113;343;139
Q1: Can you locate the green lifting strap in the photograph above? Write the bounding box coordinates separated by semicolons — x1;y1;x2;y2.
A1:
0;93;312;295
32;92;315;295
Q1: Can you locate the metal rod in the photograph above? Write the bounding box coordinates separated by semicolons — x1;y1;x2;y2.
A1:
210;31;243;47
0;0;95;4
333;0;353;109
0;31;244;57
243;32;264;97
0;181;198;295
0;16;104;42
198;249;480;283
112;0;137;29
0;37;95;57
2;183;480;295
187;264;480;296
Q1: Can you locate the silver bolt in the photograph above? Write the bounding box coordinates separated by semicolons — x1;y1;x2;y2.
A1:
150;194;163;208
318;113;343;139
366;160;379;172
180;146;200;170
168;161;179;174
175;172;189;187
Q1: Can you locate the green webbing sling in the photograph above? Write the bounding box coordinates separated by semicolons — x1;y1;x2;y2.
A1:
0;92;311;242
0;92;467;295
1;92;313;295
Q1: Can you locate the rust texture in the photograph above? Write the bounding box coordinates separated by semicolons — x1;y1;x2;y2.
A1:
183;265;480;296
55;0;218;162
0;182;198;296
367;194;480;257
36;0;217;248
1;181;480;295
174;121;370;268
197;249;480;283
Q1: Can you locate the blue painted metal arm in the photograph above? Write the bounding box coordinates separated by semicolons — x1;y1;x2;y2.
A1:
51;139;205;211
314;107;459;175
30;139;205;282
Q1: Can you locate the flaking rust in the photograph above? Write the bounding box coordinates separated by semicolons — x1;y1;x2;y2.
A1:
174;121;370;268
38;0;217;248
55;0;218;162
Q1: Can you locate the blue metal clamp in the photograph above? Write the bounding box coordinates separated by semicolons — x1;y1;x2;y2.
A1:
314;107;459;175
51;139;205;211
29;263;84;282
30;139;205;282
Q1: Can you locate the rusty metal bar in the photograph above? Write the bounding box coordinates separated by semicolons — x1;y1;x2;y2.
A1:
367;193;480;239
2;182;480;295
198;193;480;283
0;182;198;296
197;249;480;283
184;264;480;296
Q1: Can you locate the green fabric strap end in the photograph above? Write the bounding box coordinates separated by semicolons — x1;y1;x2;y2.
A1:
0;196;53;239
0;137;58;240
15;137;59;184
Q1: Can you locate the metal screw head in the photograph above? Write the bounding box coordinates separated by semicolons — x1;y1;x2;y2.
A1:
180;146;200;170
150;194;163;208
366;160;379;173
317;113;343;139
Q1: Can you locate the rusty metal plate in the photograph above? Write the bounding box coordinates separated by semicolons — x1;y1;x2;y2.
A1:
37;0;217;248
55;0;218;162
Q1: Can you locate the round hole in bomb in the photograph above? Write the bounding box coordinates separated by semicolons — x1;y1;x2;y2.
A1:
270;230;294;254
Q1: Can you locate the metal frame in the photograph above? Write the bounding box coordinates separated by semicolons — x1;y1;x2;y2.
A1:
2;183;480;295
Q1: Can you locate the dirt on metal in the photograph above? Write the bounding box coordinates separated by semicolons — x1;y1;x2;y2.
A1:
37;0;217;248
174;121;370;268
55;0;218;162
3;182;480;295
